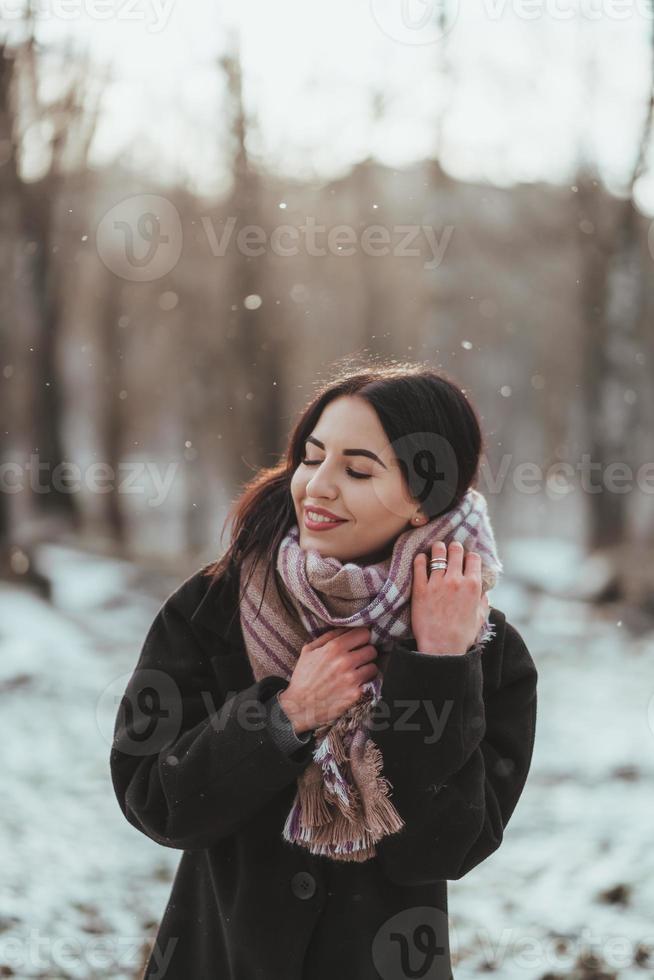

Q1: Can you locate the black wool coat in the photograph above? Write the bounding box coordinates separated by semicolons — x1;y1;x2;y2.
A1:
110;561;538;980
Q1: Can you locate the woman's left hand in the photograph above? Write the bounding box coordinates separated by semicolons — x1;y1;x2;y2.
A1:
410;540;490;655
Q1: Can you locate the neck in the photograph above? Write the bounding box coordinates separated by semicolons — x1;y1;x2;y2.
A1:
352;539;395;566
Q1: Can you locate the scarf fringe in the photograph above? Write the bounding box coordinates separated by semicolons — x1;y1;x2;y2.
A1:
358;738;405;838
282;706;406;862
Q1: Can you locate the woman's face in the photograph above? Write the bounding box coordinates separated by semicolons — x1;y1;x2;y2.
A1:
290;395;424;564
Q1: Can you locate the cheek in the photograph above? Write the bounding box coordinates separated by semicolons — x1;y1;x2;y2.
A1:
362;480;406;520
290;471;306;501
346;482;384;517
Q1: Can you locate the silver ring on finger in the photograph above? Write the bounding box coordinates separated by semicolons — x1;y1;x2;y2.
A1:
429;559;448;570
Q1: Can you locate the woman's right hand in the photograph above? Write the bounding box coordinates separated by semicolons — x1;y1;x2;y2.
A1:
278;627;378;734
410;540;488;655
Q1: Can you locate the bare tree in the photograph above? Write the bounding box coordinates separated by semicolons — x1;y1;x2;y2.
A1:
0;42;23;567
97;271;127;545
357;92;389;351
5;28;102;538
576;27;654;560
218;33;284;481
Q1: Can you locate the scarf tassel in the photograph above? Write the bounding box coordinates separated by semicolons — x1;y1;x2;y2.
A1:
282;722;405;862
358;737;406;839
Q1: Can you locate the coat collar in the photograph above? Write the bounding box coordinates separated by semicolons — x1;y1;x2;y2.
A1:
189;564;245;649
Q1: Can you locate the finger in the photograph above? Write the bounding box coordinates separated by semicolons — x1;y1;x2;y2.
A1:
305;627;350;651
445;539;464;575
463;550;482;577
412;552;429;591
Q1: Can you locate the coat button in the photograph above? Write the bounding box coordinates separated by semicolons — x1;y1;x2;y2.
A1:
290;871;316;900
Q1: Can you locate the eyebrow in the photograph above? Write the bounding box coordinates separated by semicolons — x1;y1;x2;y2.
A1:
305;436;387;469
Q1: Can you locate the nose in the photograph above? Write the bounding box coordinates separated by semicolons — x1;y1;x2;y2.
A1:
305;459;339;499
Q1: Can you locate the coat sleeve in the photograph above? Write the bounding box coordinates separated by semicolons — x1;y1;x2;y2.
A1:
370;615;538;885
265;691;315;753
109;589;316;851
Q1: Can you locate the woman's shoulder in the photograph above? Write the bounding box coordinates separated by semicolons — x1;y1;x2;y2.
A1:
160;558;243;648
164;559;237;619
488;605;531;648
488;607;538;687
490;608;532;654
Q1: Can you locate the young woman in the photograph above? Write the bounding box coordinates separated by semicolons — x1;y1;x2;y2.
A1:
110;363;538;980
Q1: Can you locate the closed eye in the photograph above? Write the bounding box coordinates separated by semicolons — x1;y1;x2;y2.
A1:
300;459;372;480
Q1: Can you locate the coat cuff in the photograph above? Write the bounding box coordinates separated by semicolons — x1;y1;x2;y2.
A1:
264;690;315;755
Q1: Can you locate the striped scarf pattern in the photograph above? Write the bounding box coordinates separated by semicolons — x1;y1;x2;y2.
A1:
238;487;503;862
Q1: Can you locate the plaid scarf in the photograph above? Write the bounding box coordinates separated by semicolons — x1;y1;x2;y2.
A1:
238;487;503;863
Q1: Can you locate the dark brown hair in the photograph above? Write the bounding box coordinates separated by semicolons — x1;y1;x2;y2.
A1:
204;356;485;624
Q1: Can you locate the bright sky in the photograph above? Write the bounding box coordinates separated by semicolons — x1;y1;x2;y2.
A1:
3;0;654;207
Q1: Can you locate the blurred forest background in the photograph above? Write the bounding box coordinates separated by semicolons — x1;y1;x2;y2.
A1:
1;2;654;601
2;2;654;979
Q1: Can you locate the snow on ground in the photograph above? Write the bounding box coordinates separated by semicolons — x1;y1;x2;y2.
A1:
1;543;653;979
0;546;183;980
450;574;654;980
